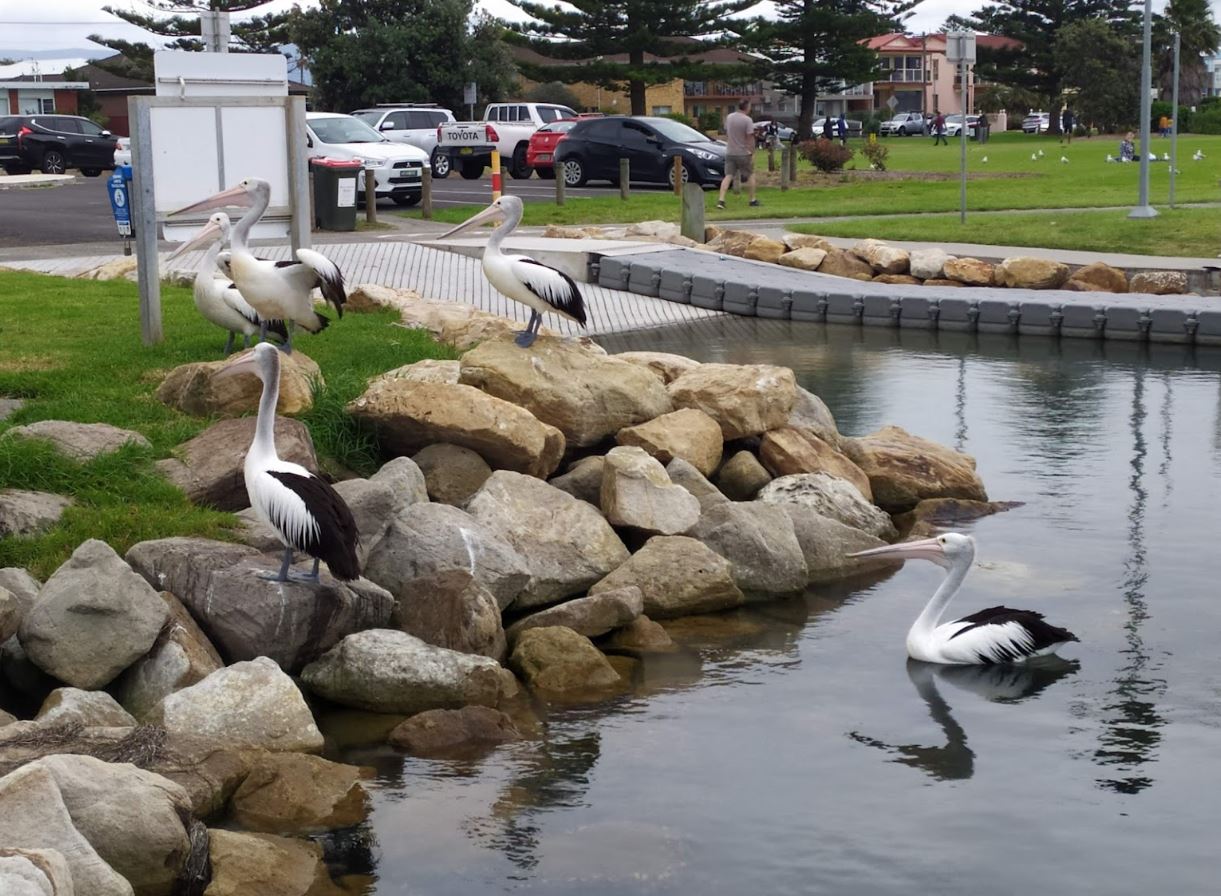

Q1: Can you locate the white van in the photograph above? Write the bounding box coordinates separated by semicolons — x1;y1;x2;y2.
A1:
305;111;431;206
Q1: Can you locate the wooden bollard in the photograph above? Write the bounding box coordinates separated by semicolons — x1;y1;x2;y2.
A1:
768;144;776;172
421;167;432;219
619;158;630;200
555;166;565;206
680;182;704;243
789;144;797;180
364;168;377;224
673;155;683;196
780;148;790;191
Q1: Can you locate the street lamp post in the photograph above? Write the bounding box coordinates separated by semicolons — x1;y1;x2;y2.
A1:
1170;31;1181;208
1129;0;1158;218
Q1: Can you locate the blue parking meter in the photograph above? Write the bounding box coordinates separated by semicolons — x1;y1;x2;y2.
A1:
107;164;134;250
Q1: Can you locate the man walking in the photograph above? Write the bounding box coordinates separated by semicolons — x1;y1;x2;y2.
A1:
718;99;759;210
932;111;947;145
1061;107;1075;144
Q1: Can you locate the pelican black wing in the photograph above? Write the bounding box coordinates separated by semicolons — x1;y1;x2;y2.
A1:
518;258;587;326
265;470;360;580
949;605;1079;661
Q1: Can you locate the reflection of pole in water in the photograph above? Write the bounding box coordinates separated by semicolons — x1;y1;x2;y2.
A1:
1093;367;1166;795
1157;371;1173;500
954;356;968;453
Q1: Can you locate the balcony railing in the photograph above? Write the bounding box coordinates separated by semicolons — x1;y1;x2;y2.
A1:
683;81;764;98
824;81;874;98
888;70;927;83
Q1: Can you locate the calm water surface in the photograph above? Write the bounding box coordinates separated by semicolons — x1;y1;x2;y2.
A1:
331;319;1221;895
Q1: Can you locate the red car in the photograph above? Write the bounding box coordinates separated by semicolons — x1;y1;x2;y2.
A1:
526;119;580;179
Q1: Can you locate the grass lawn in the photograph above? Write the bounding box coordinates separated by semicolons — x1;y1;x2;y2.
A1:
0;271;454;577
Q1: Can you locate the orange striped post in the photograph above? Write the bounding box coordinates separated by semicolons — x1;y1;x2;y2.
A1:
490;147;502;200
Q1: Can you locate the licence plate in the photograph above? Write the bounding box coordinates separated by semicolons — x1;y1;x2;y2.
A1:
538;153;552;162
0;137;11;145
459;147;473;155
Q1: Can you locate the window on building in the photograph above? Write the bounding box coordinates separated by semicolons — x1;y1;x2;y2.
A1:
652;105;672;115
933;59;939;81
39;98;55;113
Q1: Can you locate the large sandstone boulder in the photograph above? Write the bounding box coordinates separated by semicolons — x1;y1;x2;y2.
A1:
777;507;894;583
366;358;460;387
20;540;167;689
995;256;1069;290
943;257;994;286
363;503;529;611
300;629;507;715
505;586;643;643
3;420;150;462
391;570;506;661
817;247;874;280
125;538;393;673
787;387;842;449
154;416;318;511
665;458;725;504
668;364;797;440
35;688;136;728
508;627;621;693
161;657;323;753
155;349;321;417
459;339;673;448
397;296;546;350
0;490;73;538
844;425;987;512
613;351;701;384
603;615;676;655
0;568;40;611
742;236;787;264
0;847;74;896
229;753;368;834
784;233;835;252
466;472;629;609
758;427;872;499
714;450;771;501
1130;270;1189;295
204;829;342;896
615;408;723;477
548;455;604;506
873;273;921;285
777;247;827;271
686;501;808;595
0;587;21;644
388;705;521;756
331;478;399;558
600;446;700;536
347;380;565;478
909;248;953;280
852;238;910;274
367;455;429;509
412;443;492;505
1068;261;1128;293
758;473;896;539
589;535;743;618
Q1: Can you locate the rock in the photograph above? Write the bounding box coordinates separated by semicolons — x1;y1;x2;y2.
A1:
1068;261;1128;293
505;586;643;643
397;296;553;350
922;278;964;288
155;350;321;417
458;339;673;448
79;256;138;281
509;627;621;693
612;351;701;384
0;490;73;538
892;497;1020;540
1130;270;1189;295
668;363;797;440
778;506;894;583
547;456;604;506
3;421;150;463
589;535;743;618
229;753;368;834
125;538;393;673
0;587;19;644
362;503;529;612
602;614;675;655
412;443;491;505
114;591;224;722
154;417;318;511
758;427;872;499
347;380;565;479
665;458;726;504
35;754;191;896
300;629;507;714
686;501;808;595
388;705;521;756
852;238;910;274
758;473;896;539
615;408;723;477
996;256;1070;290
0;635;59;700
366;358;460;388
0;710;15;728
909;247;953;280
713;450;772;500
787;387;843;449
0;763;133;896
742;236;787;264
0;568;40;611
138;735;254;821
35;689;136;728
816;247;875;279
391;570;506;661
626;220;682;240
466;472;629;609
783;233;835;252
20;540;167;690
873;273;922;285
345;282;421;313
844;424;988;512
161;657;323;753
942;257;995;286
1063;279;1108;292
0;397;24;422
204;829;342;896
777;247;827;271
0;847;74;896
367;456;429;509
707;228;757;257
331;477;397;556
600;446;701;536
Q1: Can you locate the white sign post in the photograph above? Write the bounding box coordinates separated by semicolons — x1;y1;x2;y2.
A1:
945;32;976;224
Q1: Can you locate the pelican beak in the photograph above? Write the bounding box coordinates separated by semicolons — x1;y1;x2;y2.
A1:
170;183;251;217
848;536;946;564
166;218;224;261
438;203;503;239
214;351;261;383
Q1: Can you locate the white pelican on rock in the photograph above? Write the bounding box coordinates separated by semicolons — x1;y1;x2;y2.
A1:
172;178;346;353
849;533;1079;665
220;343;360;583
439;195;587;347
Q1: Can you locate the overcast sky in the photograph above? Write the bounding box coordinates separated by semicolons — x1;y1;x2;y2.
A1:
0;0;1181;55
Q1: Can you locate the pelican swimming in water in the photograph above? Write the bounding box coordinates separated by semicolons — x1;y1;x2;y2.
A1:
171;178;346;353
439;194;587;347
219;343;359;583
849;533;1079;665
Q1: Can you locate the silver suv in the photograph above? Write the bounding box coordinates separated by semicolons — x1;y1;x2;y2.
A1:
879;112;928;136
351;105;455;165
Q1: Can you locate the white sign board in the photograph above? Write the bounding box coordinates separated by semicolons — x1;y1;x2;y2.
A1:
464;82;477;106
945;32;977;65
155;50;286;98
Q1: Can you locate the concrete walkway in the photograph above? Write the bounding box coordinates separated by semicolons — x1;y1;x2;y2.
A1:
0;173;79;189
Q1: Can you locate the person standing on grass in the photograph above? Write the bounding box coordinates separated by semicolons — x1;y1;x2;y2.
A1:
837;113;848;145
717;99;758;210
932;112;947;145
1061;107;1074;144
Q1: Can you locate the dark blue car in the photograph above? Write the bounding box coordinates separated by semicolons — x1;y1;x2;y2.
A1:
554;116;725;188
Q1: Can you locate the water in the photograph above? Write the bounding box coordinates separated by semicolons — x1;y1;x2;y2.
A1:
330;319;1221;895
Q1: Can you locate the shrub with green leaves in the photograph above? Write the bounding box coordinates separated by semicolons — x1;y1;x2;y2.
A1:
798;138;854;172
861;140;889;171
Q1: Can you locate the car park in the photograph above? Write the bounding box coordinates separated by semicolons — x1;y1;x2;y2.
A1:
305;112;430;206
0;114;118;176
1022;112;1050;134
436;102;578;180
812;117;864;138
553;115;725;188
350;105;455;170
753;120;796;144
879;112;928;136
526;119;579;178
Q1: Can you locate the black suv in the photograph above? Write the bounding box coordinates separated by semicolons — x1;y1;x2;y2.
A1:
0;114;118;176
553;116;725;188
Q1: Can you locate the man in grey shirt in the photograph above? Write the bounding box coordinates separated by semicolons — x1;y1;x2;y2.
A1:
718;99;759;209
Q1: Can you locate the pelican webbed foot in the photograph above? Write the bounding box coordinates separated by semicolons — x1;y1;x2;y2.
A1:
514;329;538;348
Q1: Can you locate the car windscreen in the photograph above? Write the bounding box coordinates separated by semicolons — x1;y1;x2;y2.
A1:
310;116;384;144
351;111;381;127
642;118;710;144
537;106;578;123
0;117;19;134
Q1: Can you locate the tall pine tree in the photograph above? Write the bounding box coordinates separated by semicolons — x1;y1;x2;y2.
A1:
1155;0;1221;106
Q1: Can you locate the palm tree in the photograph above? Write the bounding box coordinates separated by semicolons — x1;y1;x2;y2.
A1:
1157;0;1221;106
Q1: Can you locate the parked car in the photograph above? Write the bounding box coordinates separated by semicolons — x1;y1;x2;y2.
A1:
811;117;864;138
305;112;430;206
943;114;982;138
753;120;796;144
1022;112;1050;134
436;102;578;180
526;119;580;179
0;114;117;176
350;104;455;170
553;115;725;188
879;112;928;136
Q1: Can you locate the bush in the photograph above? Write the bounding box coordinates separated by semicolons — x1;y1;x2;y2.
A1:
1192;107;1221;134
1149;100;1193;133
798;138;854;172
862;113;884;136
698;111;721;134
525;81;582;110
663;111;696;129
861;140;888;171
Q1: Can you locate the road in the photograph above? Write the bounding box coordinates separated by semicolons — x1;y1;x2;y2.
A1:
0;173;653;250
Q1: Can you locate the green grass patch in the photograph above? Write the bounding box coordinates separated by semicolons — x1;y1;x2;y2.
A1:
0;270;454;577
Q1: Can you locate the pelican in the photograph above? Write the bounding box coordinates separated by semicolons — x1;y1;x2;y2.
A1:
438;195;587;347
848;533;1079;665
171;178;346;353
218;343;359;583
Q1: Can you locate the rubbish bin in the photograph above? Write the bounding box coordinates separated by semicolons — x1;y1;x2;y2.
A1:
975;118;990;144
310;157;363;231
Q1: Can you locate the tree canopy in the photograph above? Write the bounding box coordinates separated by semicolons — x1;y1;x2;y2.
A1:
1155;0;1221;106
1053;18;1139;132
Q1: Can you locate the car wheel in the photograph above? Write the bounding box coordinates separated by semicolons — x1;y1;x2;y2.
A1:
561;158;586;187
81;168;102;177
391;194;420;207
666;159;693;189
459;160;484;180
898;127;907;136
430;150;451;179
41;150;66;174
509;144;532;179
536;166;555;179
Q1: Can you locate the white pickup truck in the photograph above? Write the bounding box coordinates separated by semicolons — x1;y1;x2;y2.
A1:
434;102;577;180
